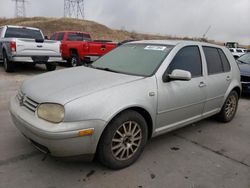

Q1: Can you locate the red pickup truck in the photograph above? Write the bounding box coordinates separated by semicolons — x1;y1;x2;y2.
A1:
50;31;117;67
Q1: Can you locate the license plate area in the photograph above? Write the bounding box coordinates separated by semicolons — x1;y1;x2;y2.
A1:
32;56;49;62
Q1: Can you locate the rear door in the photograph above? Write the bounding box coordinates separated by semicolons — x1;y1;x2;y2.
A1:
201;46;232;116
156;45;206;132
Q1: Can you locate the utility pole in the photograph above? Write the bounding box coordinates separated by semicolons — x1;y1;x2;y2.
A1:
13;0;27;18
202;25;212;39
64;0;85;19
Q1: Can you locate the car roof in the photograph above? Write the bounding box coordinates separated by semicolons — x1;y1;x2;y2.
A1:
55;31;90;35
4;25;40;31
128;40;224;48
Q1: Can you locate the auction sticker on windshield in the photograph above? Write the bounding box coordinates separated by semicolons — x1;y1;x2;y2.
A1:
144;45;167;51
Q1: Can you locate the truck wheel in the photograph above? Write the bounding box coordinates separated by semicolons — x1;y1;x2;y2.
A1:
97;110;148;169
3;52;15;72
46;63;56;71
216;90;239;122
69;53;80;67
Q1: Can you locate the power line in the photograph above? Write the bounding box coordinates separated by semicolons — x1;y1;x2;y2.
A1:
64;0;85;19
12;0;27;18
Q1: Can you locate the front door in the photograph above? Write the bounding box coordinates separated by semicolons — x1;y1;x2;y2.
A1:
156;45;206;134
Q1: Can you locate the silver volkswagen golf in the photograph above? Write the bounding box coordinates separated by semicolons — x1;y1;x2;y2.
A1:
10;40;241;169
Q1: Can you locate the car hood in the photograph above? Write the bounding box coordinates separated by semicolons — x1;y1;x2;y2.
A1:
238;63;250;76
21;67;143;104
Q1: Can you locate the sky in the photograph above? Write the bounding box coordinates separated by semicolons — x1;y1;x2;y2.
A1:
0;0;249;45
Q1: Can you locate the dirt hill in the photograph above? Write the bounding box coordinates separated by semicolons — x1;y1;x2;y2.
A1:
0;17;207;42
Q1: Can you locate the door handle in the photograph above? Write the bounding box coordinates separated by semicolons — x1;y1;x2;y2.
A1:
199;82;206;88
226;76;231;81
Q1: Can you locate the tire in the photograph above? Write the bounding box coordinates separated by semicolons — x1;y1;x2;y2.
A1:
3;52;14;72
68;53;80;67
97;110;148;169
216;90;239;122
46;63;56;71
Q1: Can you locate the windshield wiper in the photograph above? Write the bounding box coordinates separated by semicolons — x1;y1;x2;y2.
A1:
88;65;120;73
95;67;120;73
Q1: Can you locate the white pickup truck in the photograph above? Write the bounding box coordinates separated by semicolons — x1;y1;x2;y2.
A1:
0;25;62;72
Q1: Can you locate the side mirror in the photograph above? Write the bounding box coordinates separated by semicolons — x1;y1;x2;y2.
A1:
163;69;191;82
44;36;48;40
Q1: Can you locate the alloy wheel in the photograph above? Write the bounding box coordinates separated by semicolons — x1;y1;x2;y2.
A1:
111;121;142;161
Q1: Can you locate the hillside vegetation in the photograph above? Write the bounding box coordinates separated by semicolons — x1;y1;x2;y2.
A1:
0;17;209;43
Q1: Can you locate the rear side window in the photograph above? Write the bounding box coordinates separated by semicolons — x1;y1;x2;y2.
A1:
218;49;231;72
168;46;202;77
203;47;224;75
57;33;64;41
236;49;243;53
67;33;91;41
4;27;43;39
229;49;234;52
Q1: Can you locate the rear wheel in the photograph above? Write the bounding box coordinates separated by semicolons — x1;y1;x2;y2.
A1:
3;52;14;72
97;110;148;169
216;90;239;122
46;63;56;71
68;53;80;67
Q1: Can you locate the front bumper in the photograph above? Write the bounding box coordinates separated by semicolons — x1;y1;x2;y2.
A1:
9;96;106;157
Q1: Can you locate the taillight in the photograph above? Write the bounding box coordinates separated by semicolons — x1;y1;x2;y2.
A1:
10;41;16;52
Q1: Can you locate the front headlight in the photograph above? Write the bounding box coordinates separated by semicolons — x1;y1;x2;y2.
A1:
37;103;65;123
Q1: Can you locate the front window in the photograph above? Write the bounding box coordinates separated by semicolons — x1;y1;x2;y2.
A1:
91;43;173;76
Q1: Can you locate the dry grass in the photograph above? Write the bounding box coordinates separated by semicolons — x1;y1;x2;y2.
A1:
0;17;219;44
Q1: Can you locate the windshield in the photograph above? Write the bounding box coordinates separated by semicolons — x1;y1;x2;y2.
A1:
92;43;173;76
5;27;43;39
238;52;250;64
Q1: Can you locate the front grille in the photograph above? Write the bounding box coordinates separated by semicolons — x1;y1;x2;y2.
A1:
17;91;39;113
241;75;250;83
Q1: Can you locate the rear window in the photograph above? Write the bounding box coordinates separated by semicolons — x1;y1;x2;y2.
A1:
50;33;57;40
57;33;64;41
67;33;91;41
4;27;43;39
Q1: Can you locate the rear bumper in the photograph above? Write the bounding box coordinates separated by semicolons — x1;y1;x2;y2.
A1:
9;96;106;157
11;56;63;63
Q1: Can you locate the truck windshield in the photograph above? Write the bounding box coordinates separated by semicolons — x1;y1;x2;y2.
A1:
67;33;91;41
92;43;173;76
5;27;43;39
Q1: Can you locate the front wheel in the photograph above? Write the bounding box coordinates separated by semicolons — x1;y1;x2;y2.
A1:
216;90;239;122
97;110;148;169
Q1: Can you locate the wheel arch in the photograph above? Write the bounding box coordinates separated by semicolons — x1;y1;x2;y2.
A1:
98;106;154;146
